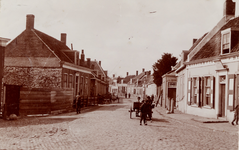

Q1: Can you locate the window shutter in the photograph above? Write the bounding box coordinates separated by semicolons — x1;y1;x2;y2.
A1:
187;78;192;105
210;76;214;108
203;77;206;106
227;74;235;111
196;77;200;107
236;74;239;108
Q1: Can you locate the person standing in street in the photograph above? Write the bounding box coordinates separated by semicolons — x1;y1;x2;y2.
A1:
76;92;81;114
231;105;239;125
146;97;153;122
140;100;147;125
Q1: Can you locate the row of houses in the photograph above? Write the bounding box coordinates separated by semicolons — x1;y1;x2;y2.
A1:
162;0;239;122
1;14;109;116
109;69;157;100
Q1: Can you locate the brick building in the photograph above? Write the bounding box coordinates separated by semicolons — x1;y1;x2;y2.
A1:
3;14;108;115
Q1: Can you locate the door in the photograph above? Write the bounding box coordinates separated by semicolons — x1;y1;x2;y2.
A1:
4;85;20;117
168;88;176;107
219;84;226;117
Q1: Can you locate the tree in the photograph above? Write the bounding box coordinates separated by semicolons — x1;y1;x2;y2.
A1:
152;53;178;87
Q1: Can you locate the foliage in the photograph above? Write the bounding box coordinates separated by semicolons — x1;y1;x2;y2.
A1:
152;53;178;87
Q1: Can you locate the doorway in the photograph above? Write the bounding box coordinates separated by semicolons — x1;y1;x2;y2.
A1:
218;84;226;117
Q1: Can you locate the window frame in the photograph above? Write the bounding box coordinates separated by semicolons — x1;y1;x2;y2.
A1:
221;28;231;55
63;73;68;88
68;74;73;88
202;76;214;108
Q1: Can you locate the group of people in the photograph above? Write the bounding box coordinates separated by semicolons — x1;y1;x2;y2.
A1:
138;96;155;125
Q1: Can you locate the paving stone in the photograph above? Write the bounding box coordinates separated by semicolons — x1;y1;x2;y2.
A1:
0;98;238;149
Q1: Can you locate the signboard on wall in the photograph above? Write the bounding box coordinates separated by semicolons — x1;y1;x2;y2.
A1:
168;82;177;88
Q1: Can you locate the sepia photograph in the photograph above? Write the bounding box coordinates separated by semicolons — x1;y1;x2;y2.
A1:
0;0;238;149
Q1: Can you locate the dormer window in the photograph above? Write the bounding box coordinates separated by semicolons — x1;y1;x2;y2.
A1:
222;32;230;54
221;28;239;55
221;28;231;54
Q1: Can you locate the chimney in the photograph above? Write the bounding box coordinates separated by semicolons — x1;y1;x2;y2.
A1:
87;58;91;68
26;14;35;30
75;51;79;65
142;68;145;72
61;33;67;45
136;70;138;76
104;71;108;77
223;0;235;17
193;39;197;45
91;64;95;69
126;72;129;76
99;61;101;66
80;49;85;66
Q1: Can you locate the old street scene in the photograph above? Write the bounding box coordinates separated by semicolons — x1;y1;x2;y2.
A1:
0;0;239;150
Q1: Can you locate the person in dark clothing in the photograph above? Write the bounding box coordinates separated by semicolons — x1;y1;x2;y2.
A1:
128;93;131;98
125;93;127;98
151;94;154;102
76;92;81;114
231;105;239;125
146;98;152;122
140;100;147;125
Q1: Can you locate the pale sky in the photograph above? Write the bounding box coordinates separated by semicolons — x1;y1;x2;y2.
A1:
0;0;238;77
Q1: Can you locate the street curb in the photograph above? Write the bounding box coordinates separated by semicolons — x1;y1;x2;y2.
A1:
191;118;229;123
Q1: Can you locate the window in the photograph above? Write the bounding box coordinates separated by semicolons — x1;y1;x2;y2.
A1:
75;76;79;95
85;77;88;95
80;76;84;94
192;78;197;104
222;33;230;53
221;29;231;54
69;74;73;88
205;77;211;105
63;74;68;88
202;76;214;108
188;76;214;108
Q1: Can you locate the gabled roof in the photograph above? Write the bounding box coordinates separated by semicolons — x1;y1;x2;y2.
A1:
91;61;106;77
123;75;135;83
33;29;73;63
190;17;239;61
5;28;74;63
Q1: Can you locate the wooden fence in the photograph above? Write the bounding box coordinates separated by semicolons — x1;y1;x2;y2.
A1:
19;88;73;115
19;87;99;116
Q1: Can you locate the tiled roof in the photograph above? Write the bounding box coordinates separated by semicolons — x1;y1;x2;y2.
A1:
190;17;239;61
123;75;135;83
188;33;208;52
33;29;73;63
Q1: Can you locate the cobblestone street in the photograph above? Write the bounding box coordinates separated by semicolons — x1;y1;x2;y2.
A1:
0;98;238;150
